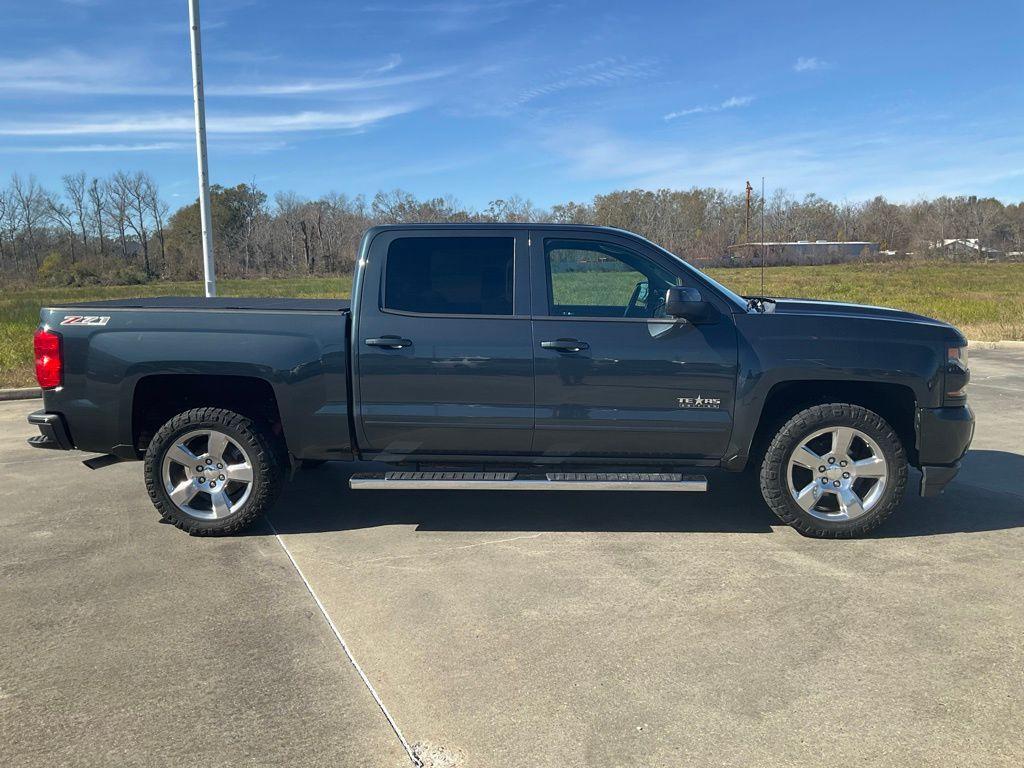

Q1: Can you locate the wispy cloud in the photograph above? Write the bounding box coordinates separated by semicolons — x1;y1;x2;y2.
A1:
362;0;537;33
508;57;657;108
0;49;164;95
721;96;753;109
540;122;838;193
793;56;830;72
0;142;187;153
537;119;1024;202
0;106;415;136
205;68;454;96
663;95;753;121
207;108;415;133
206;49;282;65
0;48;451;97
373;54;404;74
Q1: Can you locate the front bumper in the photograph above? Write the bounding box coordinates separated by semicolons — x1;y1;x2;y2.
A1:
26;410;73;451
916;404;974;497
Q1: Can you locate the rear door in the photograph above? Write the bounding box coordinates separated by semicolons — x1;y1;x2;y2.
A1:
353;229;534;458
529;230;738;459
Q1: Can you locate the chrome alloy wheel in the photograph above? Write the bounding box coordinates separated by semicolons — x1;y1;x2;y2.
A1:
161;429;254;520
786;426;888;521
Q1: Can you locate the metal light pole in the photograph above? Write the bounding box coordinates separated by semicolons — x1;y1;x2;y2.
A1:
188;0;216;297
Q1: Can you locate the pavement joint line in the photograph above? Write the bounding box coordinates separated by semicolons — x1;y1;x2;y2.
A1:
265;516;422;768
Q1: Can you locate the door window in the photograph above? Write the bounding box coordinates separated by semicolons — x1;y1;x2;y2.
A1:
544;239;681;318
384;236;514;316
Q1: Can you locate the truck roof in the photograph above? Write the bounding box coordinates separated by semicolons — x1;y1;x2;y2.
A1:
363;223;632;235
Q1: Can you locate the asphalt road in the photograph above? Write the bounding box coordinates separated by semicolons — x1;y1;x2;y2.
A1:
1;348;1022;767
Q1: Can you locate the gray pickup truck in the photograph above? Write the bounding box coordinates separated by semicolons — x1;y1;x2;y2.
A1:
28;224;974;538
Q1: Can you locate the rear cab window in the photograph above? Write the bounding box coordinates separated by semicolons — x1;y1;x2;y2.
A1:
384;236;514;316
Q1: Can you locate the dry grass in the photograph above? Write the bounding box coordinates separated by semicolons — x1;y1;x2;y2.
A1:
705;260;1024;342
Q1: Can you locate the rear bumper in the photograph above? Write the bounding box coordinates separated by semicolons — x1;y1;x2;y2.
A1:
916;404;974;497
26;410;73;451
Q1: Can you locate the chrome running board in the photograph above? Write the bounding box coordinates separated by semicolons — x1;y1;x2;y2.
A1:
349;471;708;492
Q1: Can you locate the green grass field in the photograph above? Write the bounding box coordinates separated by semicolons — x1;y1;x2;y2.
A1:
2;260;1022;388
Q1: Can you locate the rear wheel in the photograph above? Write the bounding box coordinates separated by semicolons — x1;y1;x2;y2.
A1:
759;403;907;538
144;407;283;535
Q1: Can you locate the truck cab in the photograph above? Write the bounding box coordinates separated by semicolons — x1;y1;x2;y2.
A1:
352;225;740;462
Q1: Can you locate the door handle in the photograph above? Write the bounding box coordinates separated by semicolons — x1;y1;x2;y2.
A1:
365;336;412;349
540;339;589;352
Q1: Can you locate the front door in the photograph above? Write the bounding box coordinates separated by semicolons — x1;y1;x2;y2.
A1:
530;231;738;460
354;229;534;459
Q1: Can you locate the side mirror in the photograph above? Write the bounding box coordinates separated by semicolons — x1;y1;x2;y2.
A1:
664;286;711;322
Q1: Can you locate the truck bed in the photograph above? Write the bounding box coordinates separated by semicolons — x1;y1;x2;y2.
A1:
38;296;353;461
61;296;349;312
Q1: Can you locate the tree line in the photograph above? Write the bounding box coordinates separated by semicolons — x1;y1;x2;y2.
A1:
2;171;1023;286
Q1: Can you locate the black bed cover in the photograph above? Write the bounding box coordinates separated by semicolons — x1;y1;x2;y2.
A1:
62;296;350;312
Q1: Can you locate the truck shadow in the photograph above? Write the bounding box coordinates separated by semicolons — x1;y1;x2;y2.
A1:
266;467;778;535
872;449;1024;538
259;449;1024;539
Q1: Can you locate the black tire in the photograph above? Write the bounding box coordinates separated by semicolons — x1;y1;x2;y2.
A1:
759;403;908;538
144;407;284;535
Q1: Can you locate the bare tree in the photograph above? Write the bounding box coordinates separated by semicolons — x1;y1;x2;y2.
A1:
274;191;305;270
143;175;168;271
88;177;108;261
484;195;541;222
0;188;13;269
110;171;154;276
63;172;89;251
104;174;133;263
45;190;80;262
10;173;47;268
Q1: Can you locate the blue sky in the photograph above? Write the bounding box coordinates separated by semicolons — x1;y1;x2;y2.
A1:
1;0;1022;208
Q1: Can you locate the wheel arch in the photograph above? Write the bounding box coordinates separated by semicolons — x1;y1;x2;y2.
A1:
744;379;918;469
131;374;286;457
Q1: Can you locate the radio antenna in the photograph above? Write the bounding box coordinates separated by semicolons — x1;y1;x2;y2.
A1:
760;176;766;296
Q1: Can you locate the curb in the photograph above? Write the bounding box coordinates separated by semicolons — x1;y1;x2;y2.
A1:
967;339;1024;350
0;387;42;402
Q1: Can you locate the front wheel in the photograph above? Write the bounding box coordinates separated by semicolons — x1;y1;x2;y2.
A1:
759;403;908;538
144;407;284;535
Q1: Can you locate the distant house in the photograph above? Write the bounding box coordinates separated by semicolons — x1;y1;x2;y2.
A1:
726;240;879;265
929;238;1003;258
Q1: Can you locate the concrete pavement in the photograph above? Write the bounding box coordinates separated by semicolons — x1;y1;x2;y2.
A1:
0;407;410;767
2;348;1022;767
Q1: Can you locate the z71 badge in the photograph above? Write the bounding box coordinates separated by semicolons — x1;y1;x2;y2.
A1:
60;315;110;326
677;395;721;409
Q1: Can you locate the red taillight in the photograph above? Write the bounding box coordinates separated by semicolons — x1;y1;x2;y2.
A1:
34;329;62;389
